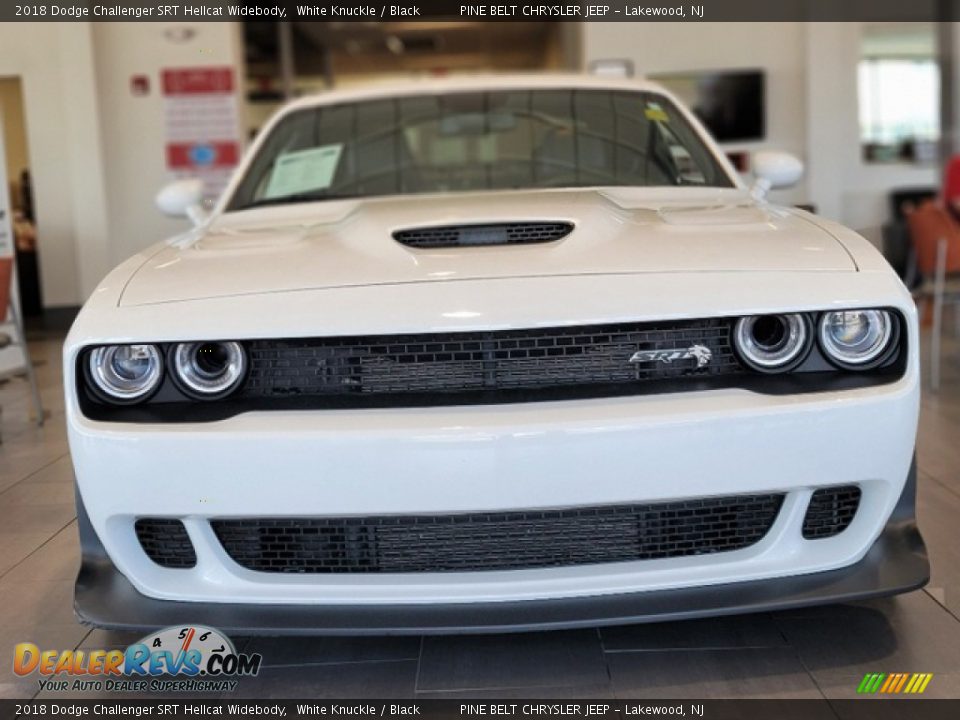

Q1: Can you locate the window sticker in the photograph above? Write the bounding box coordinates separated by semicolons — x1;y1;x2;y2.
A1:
644;102;669;122
264;144;343;198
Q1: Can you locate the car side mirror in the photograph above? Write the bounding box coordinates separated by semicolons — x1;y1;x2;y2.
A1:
751;151;804;200
155;178;207;226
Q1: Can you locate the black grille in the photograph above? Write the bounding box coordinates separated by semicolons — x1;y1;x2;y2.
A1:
802;486;861;539
211;494;784;574
394;222;573;248
135;518;196;569
242;318;742;404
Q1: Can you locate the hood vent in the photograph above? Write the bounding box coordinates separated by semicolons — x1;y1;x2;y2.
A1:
394;222;573;249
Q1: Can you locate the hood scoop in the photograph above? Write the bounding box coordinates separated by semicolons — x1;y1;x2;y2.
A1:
393;222;573;249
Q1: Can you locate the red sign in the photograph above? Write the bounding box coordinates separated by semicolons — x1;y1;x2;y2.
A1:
162;66;240;199
162;68;234;96
165;142;239;170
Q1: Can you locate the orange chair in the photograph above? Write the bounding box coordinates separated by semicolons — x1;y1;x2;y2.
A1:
906;200;960;389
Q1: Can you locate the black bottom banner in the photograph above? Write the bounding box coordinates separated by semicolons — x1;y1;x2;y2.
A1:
3;700;960;720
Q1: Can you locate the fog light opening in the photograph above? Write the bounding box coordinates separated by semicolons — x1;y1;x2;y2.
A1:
750;315;788;352
734;313;810;373
194;342;232;378
172;341;247;399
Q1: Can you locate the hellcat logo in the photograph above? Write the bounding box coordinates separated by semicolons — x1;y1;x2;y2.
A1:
629;344;713;367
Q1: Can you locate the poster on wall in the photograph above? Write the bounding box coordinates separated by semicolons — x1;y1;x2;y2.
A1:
162;67;241;203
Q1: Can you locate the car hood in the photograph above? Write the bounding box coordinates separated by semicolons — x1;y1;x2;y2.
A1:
119;188;855;307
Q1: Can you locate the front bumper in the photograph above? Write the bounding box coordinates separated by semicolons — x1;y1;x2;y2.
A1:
75;462;928;634
69;372;920;607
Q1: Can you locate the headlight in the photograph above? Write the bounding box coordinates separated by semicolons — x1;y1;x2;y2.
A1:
734;314;811;372
88;345;163;402
172;341;246;398
818;310;894;368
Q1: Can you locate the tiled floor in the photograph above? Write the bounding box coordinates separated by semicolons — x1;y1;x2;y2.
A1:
1;329;959;701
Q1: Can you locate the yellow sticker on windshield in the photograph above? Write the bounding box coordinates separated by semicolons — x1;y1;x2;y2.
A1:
644;105;669;122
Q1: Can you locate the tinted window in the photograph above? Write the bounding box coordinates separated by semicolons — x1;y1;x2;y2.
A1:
228;89;733;211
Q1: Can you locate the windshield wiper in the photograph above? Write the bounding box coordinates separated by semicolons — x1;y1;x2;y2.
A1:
234;191;360;211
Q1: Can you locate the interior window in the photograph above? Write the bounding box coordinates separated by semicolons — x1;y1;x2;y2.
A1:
859;23;940;164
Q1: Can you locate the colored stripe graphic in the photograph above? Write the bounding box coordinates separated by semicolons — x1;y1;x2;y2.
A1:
893;673;909;693
908;673;933;694
857;673;883;693
858;672;933;694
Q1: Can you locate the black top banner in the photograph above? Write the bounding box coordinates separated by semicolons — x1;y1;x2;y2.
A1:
3;0;960;23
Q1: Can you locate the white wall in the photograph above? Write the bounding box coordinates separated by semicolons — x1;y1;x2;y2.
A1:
92;22;244;269
0;23;107;307
0;22;244;309
582;22;809;205
59;24;112;309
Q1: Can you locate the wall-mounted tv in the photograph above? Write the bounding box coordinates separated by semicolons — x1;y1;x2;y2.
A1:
650;69;766;143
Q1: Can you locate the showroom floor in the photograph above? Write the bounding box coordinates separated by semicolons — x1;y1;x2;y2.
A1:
1;329;960;703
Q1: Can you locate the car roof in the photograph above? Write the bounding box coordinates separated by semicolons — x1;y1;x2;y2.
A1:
282;73;671;112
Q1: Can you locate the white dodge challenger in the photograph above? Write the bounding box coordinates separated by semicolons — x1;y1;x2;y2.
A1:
66;75;928;633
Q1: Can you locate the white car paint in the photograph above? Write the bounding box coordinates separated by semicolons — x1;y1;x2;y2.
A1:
121;188;855;308
65;74;919;612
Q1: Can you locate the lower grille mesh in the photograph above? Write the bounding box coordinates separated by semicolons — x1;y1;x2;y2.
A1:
802;486;861;539
211;494;785;574
135;518;196;569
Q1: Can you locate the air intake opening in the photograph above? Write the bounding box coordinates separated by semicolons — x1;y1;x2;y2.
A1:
211;493;784;574
394;222;573;249
802;486;861;539
135;518;197;568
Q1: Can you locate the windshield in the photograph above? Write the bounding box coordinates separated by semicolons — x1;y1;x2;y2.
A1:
227;89;734;211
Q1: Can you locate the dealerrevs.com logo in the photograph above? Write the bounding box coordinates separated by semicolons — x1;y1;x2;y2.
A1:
13;625;261;693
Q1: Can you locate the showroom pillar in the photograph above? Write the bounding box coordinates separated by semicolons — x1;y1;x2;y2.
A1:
278;23;295;100
937;17;960;177
58;22;112;306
